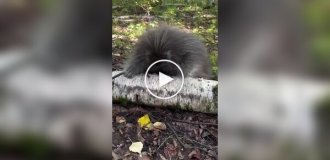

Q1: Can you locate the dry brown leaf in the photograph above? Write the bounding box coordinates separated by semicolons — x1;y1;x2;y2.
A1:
153;122;167;130
116;116;126;124
153;130;160;136
164;143;177;159
188;149;201;160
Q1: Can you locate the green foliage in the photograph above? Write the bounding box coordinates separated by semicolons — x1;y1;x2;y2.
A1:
38;0;56;12
0;133;54;159
303;0;330;75
113;0;218;78
126;23;148;40
315;93;330;121
310;36;330;74
210;51;218;79
113;0;161;16
115;97;129;106
135;0;161;15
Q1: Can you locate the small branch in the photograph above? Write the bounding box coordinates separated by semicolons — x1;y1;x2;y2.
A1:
166;122;191;149
180;135;218;150
127;136;133;143
151;113;218;155
156;134;173;151
170;118;218;126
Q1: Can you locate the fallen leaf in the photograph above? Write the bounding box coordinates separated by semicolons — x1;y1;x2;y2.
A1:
153;130;160;136
129;142;143;156
116;116;126;124
188;149;201;159
164;143;177;159
138;114;153;130
153;122;167;130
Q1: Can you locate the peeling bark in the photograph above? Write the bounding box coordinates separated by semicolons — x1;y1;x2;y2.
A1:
113;71;218;114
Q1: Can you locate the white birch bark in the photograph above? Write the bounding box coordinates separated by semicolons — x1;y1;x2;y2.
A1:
113;71;218;114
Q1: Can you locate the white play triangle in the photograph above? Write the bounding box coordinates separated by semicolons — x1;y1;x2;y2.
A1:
158;72;174;88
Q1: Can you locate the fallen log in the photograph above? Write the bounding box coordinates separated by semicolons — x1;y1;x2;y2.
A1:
0;63;113;157
112;71;218;114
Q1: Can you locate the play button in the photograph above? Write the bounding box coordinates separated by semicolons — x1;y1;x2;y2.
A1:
144;59;184;100
159;72;174;88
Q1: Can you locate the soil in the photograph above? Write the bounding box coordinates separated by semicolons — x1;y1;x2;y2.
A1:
112;104;218;160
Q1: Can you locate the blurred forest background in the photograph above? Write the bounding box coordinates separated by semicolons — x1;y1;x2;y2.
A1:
0;0;329;77
303;0;330;77
0;0;329;159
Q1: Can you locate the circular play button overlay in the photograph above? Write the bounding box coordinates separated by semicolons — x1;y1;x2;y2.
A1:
144;59;184;100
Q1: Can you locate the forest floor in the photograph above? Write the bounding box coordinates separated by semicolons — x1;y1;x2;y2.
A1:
112;7;218;158
112;33;218;159
112;104;218;160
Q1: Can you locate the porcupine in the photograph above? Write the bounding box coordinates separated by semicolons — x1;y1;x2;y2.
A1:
122;25;211;79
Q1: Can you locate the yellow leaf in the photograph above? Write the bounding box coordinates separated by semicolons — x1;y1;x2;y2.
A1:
138;114;153;130
129;142;143;156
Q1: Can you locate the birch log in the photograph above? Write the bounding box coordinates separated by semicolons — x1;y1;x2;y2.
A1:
112;71;218;114
0;63;113;157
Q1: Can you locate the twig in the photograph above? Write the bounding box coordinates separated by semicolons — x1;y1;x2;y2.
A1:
150;113;218;127
180;135;218;149
170;118;218;126
151;113;218;152
150;113;188;148
127;136;133;143
166;122;191;149
168;122;218;154
156;134;173;151
205;127;218;138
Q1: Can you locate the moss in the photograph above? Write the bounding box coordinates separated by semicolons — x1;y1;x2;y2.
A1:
182;103;193;111
115;97;129;106
212;84;218;109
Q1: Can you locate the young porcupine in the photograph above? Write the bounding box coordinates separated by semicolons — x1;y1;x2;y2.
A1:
123;25;211;79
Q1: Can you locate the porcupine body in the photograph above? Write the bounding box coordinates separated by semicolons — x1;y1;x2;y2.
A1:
124;25;211;79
